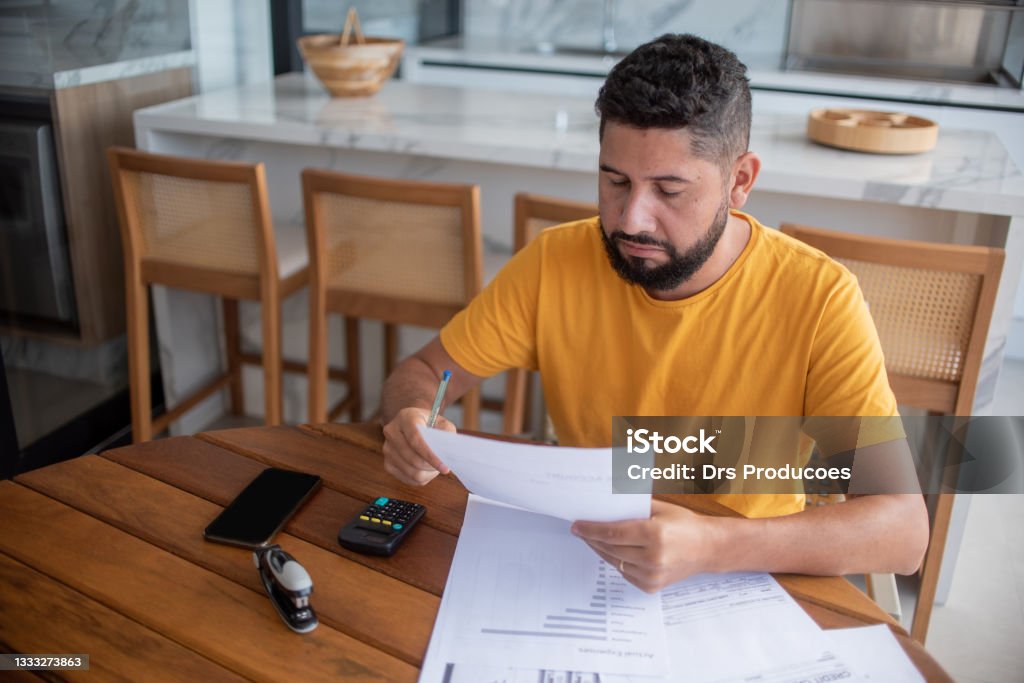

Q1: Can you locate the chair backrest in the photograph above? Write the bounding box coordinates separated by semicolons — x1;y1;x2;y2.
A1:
504;193;598;436
781;222;1004;645
108;147;277;283
514;192;600;251
302;169;482;330
779;224;1004;416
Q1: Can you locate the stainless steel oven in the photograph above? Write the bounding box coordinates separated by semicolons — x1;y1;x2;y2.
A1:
785;0;1024;88
0;113;77;331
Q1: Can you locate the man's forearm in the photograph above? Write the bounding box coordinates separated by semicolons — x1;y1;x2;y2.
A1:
380;337;484;426
380;355;441;424
706;494;929;576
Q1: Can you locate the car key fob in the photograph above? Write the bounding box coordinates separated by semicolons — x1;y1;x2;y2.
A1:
253;544;318;633
337;496;425;557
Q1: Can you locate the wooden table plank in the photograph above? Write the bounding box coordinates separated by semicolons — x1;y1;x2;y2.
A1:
0;650;42;682
15;455;440;666
890;634;954;682
303;422;384;452
0;668;41;682
101;437;457;596
196;426;469;536
0;482;418;683
101;435;266;505
775;573;895;629
0;551;249;682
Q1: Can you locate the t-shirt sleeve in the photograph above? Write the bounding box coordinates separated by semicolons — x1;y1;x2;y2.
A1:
804;272;899;419
802;271;906;464
439;235;543;378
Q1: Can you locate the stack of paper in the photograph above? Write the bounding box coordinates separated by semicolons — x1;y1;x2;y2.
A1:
420;495;670;680
418;428;924;683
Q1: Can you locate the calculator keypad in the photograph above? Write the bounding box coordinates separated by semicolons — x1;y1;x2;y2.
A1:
356;498;423;534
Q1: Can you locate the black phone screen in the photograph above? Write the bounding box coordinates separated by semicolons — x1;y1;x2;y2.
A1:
203;468;321;548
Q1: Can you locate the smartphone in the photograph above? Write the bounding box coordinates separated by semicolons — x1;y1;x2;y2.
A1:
203;468;322;549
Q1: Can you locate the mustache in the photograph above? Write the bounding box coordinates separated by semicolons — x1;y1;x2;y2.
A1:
609;231;672;250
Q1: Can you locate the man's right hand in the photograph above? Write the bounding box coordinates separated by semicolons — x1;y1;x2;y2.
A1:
382;406;455;486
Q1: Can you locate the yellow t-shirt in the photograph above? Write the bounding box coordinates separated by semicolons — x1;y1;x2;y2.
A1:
440;211;898;517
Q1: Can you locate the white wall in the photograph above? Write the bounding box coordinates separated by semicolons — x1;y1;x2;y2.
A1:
188;0;273;94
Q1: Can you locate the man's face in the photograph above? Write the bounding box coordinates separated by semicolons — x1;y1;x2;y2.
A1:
598;123;733;293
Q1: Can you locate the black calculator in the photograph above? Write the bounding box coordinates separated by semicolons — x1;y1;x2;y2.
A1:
337;496;425;556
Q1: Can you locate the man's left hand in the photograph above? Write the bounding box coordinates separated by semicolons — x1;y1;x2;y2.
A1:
571;500;721;593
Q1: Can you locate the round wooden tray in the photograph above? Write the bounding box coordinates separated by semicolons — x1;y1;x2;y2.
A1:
806;108;938;154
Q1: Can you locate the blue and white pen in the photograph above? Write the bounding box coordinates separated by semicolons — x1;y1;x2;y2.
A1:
427;370;452;427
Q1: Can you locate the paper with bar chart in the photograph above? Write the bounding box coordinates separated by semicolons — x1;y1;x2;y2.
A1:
424;568;864;683
418;495;669;682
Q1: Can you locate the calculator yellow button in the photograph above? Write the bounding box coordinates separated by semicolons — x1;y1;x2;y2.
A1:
359;515;369;521
371;518;381;523
383;520;392;526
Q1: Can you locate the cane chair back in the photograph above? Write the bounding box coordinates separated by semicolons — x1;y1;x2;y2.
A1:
303;169;483;427
124;170;263;275
781;222;1004;644
503;193;598;436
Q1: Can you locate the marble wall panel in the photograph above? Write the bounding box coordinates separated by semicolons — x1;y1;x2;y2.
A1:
464;0;789;65
0;0;190;84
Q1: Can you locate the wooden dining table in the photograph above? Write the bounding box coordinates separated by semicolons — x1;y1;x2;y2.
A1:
0;422;952;681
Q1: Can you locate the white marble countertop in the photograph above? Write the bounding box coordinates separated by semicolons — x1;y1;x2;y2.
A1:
0;49;194;91
135;72;1024;217
407;35;1024;113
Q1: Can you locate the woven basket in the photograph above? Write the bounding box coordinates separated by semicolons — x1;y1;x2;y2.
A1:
298;8;404;98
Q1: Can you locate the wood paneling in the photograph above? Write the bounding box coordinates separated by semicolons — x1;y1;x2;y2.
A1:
49;67;192;343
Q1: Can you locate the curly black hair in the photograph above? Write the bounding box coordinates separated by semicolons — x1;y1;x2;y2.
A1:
595;34;751;169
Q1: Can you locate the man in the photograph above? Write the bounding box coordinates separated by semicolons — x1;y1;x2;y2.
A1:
380;34;928;593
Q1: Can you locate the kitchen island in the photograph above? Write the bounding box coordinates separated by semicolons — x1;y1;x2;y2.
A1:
134;72;1024;434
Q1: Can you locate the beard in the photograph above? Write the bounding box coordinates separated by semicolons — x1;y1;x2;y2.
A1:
599;200;730;292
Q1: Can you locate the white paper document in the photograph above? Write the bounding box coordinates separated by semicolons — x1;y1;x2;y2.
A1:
418;496;669;681
426;564;848;682
424;576;929;682
604;572;846;683
824;624;924;682
417;430;924;683
419;426;649;522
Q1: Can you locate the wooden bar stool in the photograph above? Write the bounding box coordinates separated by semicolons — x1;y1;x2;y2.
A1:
108;147;357;442
302;169;483;428
502;193;598;436
781;222;1004;644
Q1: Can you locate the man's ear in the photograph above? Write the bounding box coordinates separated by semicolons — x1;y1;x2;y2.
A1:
728;152;761;209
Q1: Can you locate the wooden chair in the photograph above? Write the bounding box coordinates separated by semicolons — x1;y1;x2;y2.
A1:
781;222;1004;644
302;169;484;428
108;147;357;442
502;193;599;436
